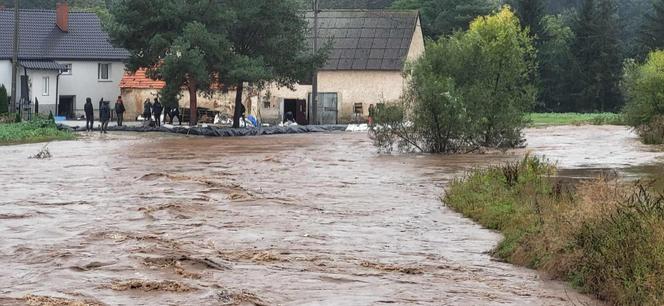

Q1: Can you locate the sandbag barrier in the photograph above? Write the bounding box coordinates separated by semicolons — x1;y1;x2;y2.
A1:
58;124;349;137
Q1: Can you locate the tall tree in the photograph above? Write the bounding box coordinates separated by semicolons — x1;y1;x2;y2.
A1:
391;0;498;39
639;0;664;54
572;0;623;112
372;7;536;153
108;0;230;125
220;0;328;128
539;15;576;112
508;0;546;41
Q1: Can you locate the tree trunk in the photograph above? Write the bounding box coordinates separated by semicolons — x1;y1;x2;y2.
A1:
188;81;198;126
232;82;244;128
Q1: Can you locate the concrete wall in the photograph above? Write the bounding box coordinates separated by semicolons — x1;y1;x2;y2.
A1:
57;61;125;116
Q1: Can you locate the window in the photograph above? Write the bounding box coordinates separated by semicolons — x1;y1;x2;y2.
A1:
42;77;49;96
98;63;111;80
61;64;72;75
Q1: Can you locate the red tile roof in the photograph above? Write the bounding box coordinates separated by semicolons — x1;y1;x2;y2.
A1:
120;69;165;89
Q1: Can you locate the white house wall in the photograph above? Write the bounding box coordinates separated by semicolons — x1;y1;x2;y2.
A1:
0;60;12;94
56;61;125;115
25;69;59;114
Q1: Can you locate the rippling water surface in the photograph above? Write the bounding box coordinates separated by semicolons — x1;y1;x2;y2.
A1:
0;126;660;305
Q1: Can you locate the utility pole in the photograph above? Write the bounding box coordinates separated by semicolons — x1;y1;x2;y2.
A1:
311;0;319;125
10;0;18;113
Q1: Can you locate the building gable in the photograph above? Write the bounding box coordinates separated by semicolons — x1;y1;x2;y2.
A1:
306;10;420;71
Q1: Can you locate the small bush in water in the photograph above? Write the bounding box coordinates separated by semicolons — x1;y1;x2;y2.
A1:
445;156;664;305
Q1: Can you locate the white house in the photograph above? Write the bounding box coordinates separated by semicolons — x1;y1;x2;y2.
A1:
0;2;128;118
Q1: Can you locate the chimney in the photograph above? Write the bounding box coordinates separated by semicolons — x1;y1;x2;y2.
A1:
56;2;68;32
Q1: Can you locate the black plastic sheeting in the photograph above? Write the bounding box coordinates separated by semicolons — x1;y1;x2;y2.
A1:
59;124;349;137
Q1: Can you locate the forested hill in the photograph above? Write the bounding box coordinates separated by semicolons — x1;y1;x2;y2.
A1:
0;0;648;14
0;0;398;10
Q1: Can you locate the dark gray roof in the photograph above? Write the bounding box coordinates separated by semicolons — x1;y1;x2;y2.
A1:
306;10;419;71
19;60;68;70
0;9;129;61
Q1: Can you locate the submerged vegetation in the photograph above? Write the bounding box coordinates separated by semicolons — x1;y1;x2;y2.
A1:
0;116;74;145
445;156;664;305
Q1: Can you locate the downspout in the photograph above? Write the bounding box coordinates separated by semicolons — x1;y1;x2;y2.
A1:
55;70;62;116
311;0;319;125
21;66;27;119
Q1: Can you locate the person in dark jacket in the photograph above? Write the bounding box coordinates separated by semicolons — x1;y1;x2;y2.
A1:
115;96;126;127
167;106;182;125
143;98;152;122
84;98;94;131
239;103;246;127
152;98;163;127
99;101;111;134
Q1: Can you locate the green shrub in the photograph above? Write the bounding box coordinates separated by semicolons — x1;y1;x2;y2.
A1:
0;84;7;114
0;117;74;145
623;51;664;143
445;157;664;305
371;7;536;153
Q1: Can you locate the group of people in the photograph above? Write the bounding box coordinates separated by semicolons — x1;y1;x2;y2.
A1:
82;96;182;133
83;96;126;133
142;98;182;127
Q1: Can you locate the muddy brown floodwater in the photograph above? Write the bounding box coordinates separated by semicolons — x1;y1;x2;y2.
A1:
0;125;661;305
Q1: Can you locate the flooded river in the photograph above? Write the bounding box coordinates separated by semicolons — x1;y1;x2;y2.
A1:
0;125;661;305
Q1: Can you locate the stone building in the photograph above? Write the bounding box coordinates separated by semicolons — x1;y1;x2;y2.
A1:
259;10;425;125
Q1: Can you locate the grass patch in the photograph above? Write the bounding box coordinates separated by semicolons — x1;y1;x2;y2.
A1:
0;115;75;145
529;113;624;126
445;156;664;305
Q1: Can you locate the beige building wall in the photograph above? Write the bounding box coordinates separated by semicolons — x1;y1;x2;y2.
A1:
407;18;425;63
259;70;404;124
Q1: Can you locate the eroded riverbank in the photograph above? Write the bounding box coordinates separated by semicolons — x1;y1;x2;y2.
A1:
0;126;660;305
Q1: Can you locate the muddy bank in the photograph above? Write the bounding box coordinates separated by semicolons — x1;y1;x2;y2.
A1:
0;125;658;305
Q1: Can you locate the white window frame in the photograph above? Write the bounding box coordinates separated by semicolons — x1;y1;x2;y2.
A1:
98;63;111;81
42;76;49;96
61;63;72;75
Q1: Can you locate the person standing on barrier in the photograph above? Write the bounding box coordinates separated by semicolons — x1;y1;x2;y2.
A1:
100;100;111;134
115;96;126;127
143;98;152;123
152;98;163;127
84;98;94;131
